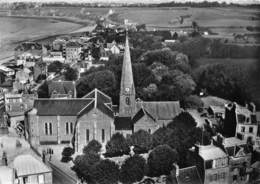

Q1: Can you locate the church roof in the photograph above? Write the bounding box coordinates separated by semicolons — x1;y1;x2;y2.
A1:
114;116;132;130
34;99;93;116
132;107;156;124
48;81;76;97
120;34;134;93
136;101;182;120
81;88;114;118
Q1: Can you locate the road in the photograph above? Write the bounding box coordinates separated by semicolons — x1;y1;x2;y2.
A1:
49;162;78;184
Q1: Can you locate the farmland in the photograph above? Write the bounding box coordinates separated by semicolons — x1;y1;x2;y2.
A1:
112;7;259;34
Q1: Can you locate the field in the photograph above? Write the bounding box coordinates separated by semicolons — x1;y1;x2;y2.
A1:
0;17;83;59
111;7;259;36
196;58;260;109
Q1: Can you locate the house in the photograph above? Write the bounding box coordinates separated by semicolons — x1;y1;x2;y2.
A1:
15;68;33;84
48;81;77;98
106;40;121;55
13;154;52;184
5;93;35;128
170;165;202;184
65;41;82;63
224;102;258;144
213;134;252;183
0;166;16;184
190;144;229;184
42;51;65;63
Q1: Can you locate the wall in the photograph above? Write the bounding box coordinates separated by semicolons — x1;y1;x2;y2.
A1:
76;108;114;152
204;166;229;184
134;115;159;134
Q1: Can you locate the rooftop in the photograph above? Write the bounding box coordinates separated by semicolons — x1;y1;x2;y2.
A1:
0;166;15;184
176;166;202;184
198;145;227;160
201;96;230;108
136;101;182;120
34;98;93;116
13;154;51;177
222;137;247;148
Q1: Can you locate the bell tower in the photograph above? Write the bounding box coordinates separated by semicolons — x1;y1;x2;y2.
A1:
119;33;135;117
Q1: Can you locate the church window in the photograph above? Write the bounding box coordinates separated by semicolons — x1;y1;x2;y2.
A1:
102;129;105;143
49;123;52;135
45;123;48;135
44;122;52;135
66;122;69;135
125;97;130;105
70;122;74;134
148;129;151;134
86;129;90;143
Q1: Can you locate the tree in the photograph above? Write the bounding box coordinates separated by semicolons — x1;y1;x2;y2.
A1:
64;66;78;81
128;130;153;154
92;159;119;184
61;147;74;163
83;140;102;154
147;145;178;177
37;81;49;98
47;61;64;73
119;155;147;184
152;126;174;148
181;95;204;109
158;70;196;100
193;63;251;104
71;152;101;183
77;70;116;97
105;133;130;157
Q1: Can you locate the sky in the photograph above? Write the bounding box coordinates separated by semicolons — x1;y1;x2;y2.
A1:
0;0;259;4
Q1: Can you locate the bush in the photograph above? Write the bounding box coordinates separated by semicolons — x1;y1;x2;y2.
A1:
71;152;101;182
61;156;73;163
83;140;102;154
119;155;147;184
92;159;119;184
147;145;178;177
61;147;74;163
181;95;204;109
105;133;130;157
128;130;153;154
62;147;74;157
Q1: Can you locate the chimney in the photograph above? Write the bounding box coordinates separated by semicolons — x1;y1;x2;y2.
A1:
194;144;200;154
249;102;256;114
217;133;224;145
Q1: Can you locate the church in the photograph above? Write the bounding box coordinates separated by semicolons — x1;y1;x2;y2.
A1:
25;34;182;151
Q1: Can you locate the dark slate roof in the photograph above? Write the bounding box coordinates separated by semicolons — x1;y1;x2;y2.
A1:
136;101;181;120
81;88;114;118
132;107;156;124
34;99;93;116
66;41;81;48
114;116;132;131
176;166;202;184
48;81;76;97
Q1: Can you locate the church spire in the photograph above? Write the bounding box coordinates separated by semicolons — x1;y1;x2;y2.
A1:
119;33;135;117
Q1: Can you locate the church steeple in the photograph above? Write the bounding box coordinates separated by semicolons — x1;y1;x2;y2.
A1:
119;33;135;117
